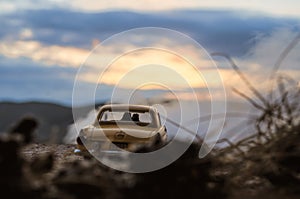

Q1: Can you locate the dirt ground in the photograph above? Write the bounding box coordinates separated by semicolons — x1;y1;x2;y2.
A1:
22;143;83;173
1;136;299;199
22;143;82;163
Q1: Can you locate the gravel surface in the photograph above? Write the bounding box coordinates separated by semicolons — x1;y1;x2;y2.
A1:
22;143;84;174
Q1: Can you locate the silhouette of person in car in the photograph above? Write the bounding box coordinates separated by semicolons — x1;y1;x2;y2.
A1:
132;113;140;122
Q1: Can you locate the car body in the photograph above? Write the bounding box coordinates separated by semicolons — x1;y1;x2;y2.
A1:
75;104;167;153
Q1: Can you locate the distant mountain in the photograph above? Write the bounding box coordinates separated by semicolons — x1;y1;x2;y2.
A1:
0;101;72;143
0;101;104;143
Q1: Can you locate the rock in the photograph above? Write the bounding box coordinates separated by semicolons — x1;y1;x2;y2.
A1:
10;117;38;144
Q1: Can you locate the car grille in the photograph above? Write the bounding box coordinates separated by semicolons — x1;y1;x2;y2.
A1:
112;142;128;149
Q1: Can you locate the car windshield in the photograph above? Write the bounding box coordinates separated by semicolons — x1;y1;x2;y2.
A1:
99;110;155;127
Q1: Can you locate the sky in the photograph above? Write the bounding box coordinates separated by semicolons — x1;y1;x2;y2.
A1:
0;0;300;105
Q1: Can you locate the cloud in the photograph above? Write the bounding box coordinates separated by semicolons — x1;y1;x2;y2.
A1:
19;28;33;39
0;56;77;104
0;8;299;104
0;40;89;67
246;28;300;71
2;0;300;18
0;0;68;14
0;9;297;56
211;27;300;100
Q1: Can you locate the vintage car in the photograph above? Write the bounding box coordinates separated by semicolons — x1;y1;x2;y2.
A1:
75;104;168;153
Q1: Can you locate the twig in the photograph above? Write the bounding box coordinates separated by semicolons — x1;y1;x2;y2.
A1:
211;52;269;107
269;32;300;79
232;88;264;110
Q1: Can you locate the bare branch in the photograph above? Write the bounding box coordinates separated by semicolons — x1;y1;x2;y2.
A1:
211;52;268;106
232;88;264;110
270;32;300;79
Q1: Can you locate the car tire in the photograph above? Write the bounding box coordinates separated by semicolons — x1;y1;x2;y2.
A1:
76;136;83;145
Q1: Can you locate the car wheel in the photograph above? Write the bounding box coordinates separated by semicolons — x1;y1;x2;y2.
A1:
76;136;83;145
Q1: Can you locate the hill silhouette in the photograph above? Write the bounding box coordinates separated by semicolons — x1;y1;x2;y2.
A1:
0;101;73;143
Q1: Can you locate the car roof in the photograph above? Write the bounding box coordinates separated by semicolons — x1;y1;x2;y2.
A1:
99;104;157;113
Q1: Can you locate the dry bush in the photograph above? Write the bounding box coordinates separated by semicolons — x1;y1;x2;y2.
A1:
210;50;300;199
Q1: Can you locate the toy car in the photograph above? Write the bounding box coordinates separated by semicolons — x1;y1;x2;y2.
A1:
75;104;167;153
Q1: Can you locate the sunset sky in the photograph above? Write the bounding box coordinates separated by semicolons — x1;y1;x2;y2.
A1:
0;0;299;105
